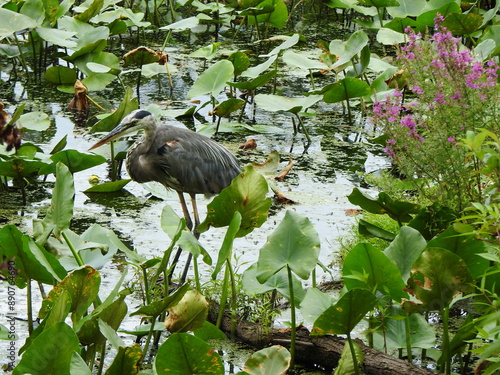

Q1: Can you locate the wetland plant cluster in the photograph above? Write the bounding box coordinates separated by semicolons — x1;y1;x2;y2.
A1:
0;0;500;374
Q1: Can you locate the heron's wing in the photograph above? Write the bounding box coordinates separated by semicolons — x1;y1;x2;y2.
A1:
150;126;241;195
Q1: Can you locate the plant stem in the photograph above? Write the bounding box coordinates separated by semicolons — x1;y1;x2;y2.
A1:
142;265;151;305
227;260;238;338
62;231;84;267
287;265;296;370
404;314;412;363
193;256;201;291
27;278;33;334
97;344;106;375
441;305;451;374
347;332;361;375
216;267;229;329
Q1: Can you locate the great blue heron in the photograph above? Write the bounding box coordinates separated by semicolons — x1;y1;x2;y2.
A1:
89;109;241;281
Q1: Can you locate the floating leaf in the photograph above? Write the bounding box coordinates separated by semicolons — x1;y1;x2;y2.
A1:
243;346;290;375
84;179;131;193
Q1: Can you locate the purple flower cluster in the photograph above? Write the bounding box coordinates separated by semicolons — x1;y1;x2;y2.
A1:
373;15;499;159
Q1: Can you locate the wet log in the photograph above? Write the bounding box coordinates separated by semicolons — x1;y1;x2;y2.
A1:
208;306;440;375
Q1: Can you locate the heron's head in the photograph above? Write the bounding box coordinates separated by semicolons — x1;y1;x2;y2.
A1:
89;109;155;150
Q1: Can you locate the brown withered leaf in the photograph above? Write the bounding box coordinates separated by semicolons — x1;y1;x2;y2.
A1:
239;138;257;150
274;158;293;180
0;103;22;151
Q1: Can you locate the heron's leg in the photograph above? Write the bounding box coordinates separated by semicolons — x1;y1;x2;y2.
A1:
177;191;193;230
190;193;201;239
180;194;201;284
169;192;193;285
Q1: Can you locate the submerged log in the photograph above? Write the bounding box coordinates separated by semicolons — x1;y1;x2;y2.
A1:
208;305;440;375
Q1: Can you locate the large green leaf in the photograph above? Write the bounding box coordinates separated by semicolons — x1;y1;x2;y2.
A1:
161;205;211;265
255;93;322;113
256;210;320;282
283;50;329;71
373;306;436;351
319;77;372;103
387;0;427;17
442;13;483;36
74;0;104;22
105;344;142;375
21;236;67;285
334;339;364;375
252;0;288;28
155;333;224;374
0;8;38;39
39;266;101;324
12;322;80;375
343;243;408;301
164;290;209;333
243;346;290;374
347;187;420;223
0;226;66;287
39;150;106;174
43;162;74;235
331;30;369;69
198;166;271;237
19;111;51;131
358;0;399;7
242;264;306;305
36;26;77;48
186;60;234;99
84;179;131;193
312;289;377;335
427;227;489;280
77;292;128;346
383;226;426;282
299;288;334;324
403;247;473;312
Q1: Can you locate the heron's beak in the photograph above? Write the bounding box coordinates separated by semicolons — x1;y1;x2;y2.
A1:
88;122;130;150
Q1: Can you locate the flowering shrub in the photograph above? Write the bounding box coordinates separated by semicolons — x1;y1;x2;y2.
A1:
372;16;500;211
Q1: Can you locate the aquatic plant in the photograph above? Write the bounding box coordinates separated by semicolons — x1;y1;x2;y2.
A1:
372;16;500;211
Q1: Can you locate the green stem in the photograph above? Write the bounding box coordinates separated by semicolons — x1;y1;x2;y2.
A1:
216;267;230;329
404;314;412;363
110;140;116;181
347;332;361;375
141;317;158;364
441;305;451;374
309;69;315;90
227;260;237;338
287;265;296;370
27;279;33;335
311;266;316;289
62;231;84;267
142;265;151;305
193;256;201;291
96;344;106;375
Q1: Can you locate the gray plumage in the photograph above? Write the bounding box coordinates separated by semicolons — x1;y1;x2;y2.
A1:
90;109;241;283
91;109;241;196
